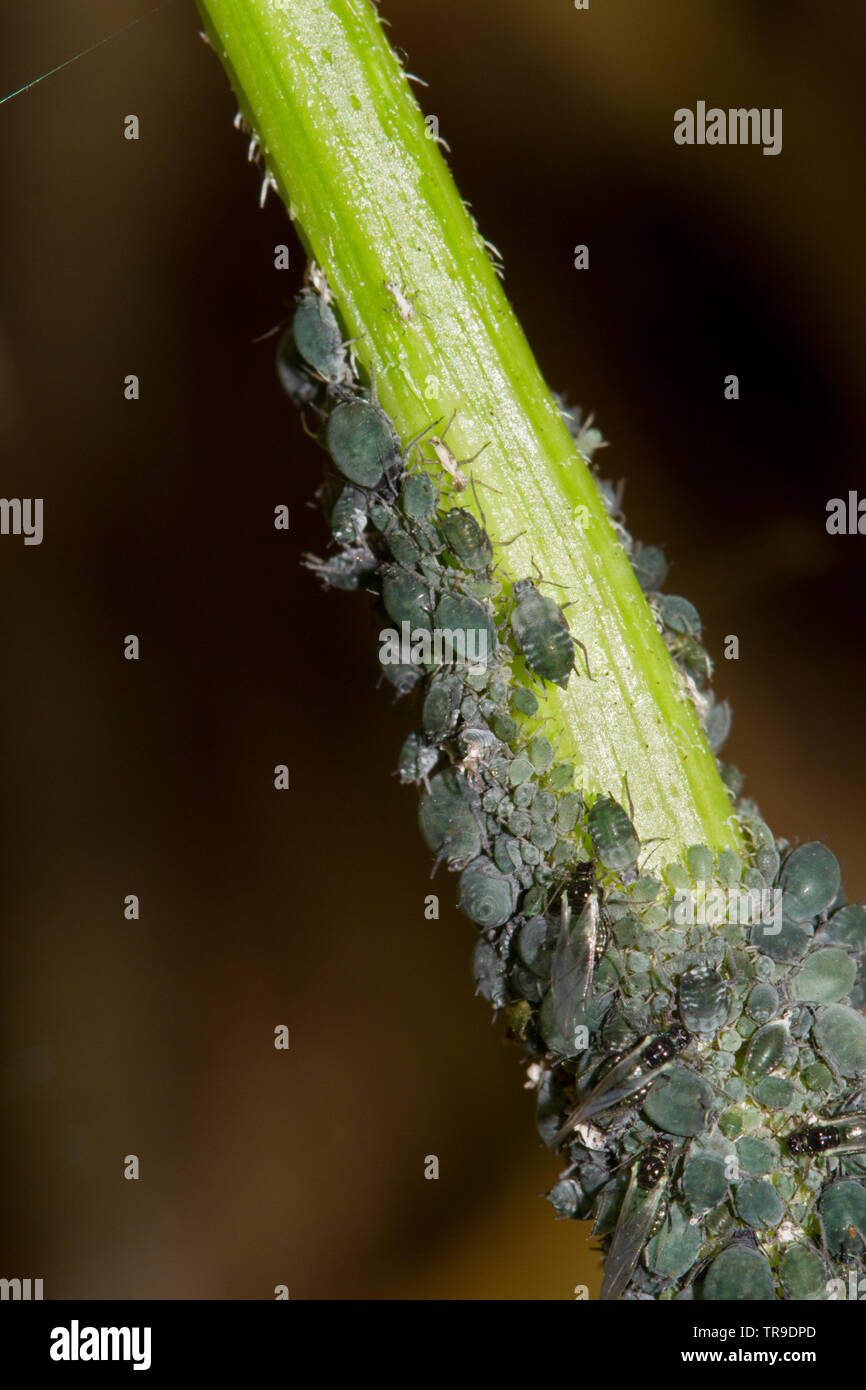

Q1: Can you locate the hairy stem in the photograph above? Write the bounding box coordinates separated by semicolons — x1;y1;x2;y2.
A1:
195;0;740;859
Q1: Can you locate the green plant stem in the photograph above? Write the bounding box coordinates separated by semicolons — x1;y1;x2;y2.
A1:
196;0;740;859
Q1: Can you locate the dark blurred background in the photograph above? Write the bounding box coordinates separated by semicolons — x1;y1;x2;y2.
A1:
0;0;864;1299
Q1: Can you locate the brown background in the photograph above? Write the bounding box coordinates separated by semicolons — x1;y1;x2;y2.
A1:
0;0;864;1298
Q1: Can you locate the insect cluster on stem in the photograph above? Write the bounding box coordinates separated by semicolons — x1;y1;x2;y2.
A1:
278;266;866;1301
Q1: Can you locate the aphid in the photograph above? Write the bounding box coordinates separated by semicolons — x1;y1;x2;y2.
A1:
742;1019;789;1082
439;506;493;573
786;1114;866;1158
379;658;423;698
381;565;435;633
630;543;668;594
668;633;712;689
600;1139;672;1301
458;854;517;929
510;578;590;688
558;399;608;464
701;1242;775;1301
400;471;437;525
385;527;425;572
383;278;417;323
472;938;507;1009
291;288;353;391
275;326;321;406
304;260;334;304
418;768;483;870
434;591;497;670
303;543;376;591
779;842;842;924
326;399;402;490
811;1002;866;1077
397;732;438;787
678;965;728;1036
588;794;639;871
329;485;368;547
655;593;702;639
454;725;500;788
702;693;732;754
574;414;607;464
818;1179;866;1257
425;412;489;492
550;879;607;1049
555;1025;690;1140
422;674;463;740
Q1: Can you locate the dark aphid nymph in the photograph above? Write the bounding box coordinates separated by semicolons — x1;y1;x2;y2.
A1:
291;287;353;393
588;794;639;872
439;506;493;573
510;577;590;689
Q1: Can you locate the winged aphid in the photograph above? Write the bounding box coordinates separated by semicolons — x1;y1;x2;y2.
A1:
786;1113;866;1159
554;1024;691;1141
549;865;612;1048
600;1139;674;1301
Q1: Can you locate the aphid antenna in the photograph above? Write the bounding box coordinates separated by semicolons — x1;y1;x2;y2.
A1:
250;319;284;343
303;260;334;302
465;473;488;529
402;417;440;463
299;411;324;442
839;1085;866;1113
362;359;383;408
636;836;668;875
572;634;594;681
601;473;627;519
652;959;677;995
434;412;491;463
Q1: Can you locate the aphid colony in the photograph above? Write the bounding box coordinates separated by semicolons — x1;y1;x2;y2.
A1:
279;269;866;1301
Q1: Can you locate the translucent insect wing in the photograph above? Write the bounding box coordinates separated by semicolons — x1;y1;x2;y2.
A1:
554;1043;655;1142
601;1167;666;1301
551;893;600;1046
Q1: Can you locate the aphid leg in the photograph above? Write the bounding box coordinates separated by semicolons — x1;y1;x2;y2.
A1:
468;475;487;530
438;409;459;443
573;635;593;680
300;411;324;442
637;837;667;875
494;529;527;548
462;440;490;468
250;320;284;344
403;418;440;465
623;772;636;823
